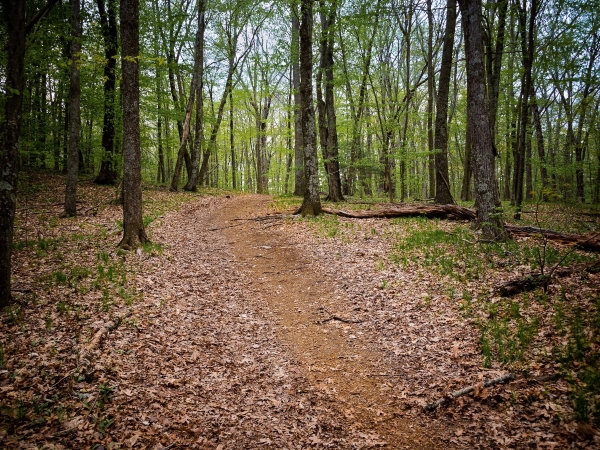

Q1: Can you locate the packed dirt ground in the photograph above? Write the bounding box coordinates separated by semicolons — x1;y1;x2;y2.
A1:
1;175;599;448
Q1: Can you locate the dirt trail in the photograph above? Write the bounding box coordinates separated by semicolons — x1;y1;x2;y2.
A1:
209;195;443;448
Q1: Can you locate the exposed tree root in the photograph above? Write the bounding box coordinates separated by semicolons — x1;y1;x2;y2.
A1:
424;373;515;412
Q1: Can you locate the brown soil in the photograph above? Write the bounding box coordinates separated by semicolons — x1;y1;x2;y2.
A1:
210;195;443;448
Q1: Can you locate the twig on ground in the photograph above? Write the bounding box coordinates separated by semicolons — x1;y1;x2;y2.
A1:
316;307;363;324
424;373;515;412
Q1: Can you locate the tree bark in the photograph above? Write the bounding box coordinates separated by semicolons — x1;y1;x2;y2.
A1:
0;0;26;308
322;204;476;221
183;0;206;192
298;0;322;216
170;15;204;192
434;0;456;205
513;0;537;219
320;0;344;202
459;0;504;239
119;0;148;249
427;0;435;199
291;3;306;196
65;0;81;217
94;0;119;185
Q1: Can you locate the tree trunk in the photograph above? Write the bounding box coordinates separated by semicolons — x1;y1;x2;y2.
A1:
119;0;148;249
184;0;206;192
298;0;322;216
434;0;456;205
94;0;119;185
320;0;344;202
0;0;26;308
427;0;435;199
291;4;306;196
170;9;205;192
459;0;504;239
513;0;537;219
230;88;236;189
65;0;81;217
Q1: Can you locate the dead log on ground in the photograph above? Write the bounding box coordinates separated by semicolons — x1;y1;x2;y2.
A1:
505;225;600;252
494;262;600;297
322;204;476;221
424;373;515;412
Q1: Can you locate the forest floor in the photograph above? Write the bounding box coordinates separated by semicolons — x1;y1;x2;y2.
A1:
1;173;599;449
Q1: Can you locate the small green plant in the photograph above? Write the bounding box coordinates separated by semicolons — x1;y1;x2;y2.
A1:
45;315;53;329
4;305;23;325
97;416;114;434
0;344;5;368
101;289;112;312
98;383;115;409
142;241;163;256
53;271;67;285
56;301;70;315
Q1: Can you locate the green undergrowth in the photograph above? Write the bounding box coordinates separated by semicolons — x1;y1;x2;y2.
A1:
289;195;600;425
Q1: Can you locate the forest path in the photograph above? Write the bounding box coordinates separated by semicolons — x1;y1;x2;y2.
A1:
207;194;443;448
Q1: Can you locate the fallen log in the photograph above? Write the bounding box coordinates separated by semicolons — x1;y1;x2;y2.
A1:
79;310;133;365
505;226;600;252
494;262;600;297
322;204;476;221
424;373;515;412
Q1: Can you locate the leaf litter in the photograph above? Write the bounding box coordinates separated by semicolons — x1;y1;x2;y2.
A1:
1;174;599;449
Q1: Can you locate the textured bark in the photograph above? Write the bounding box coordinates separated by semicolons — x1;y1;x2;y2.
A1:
298;0;322;216
291;5;306;196
184;0;206;192
319;0;344;202
65;0;81;217
483;0;508;136
459;0;504;239
94;0;119;185
322;204;476;221
434;0;456;205
119;0;148;249
0;0;26;308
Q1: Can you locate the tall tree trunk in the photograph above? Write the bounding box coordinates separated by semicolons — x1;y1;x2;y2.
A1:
484;0;508;138
170;11;205;192
299;0;322;216
459;0;504;239
513;0;536;219
427;0;435;198
230;88;236;189
291;4;306;196
320;0;344;202
65;0;81;217
184;0;206;192
434;0;456;205
94;0;119;185
0;0;26;308
119;0;148;249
